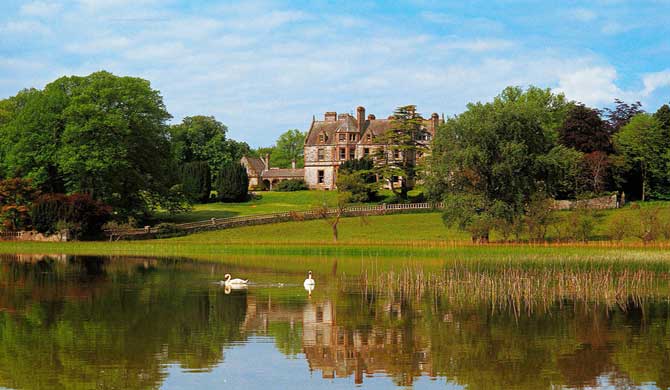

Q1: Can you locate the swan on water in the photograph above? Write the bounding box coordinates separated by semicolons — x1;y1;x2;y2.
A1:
222;273;248;286
304;271;315;287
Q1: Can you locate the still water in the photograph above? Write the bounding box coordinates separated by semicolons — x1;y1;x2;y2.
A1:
1;254;670;389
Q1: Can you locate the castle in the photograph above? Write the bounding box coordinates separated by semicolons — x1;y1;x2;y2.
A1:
242;106;442;190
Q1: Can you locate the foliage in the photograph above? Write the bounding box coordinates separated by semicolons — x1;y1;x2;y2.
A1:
271;129;305;168
0;178;39;231
373;105;426;199
430;86;570;239
603;99;644;133
607;213;629;241
524;194;555;242
180;161;211;203
31;193;111;238
631;207;662;242
558;103;610;153
539;145;583;199
170;115;251;173
215;162;249;202
614;114;669;200
0;71;176;218
337;158;377;203
273;179;308;192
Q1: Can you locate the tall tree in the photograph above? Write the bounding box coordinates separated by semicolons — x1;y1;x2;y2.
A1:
428;86;570;241
170;116;251;173
614;114;669;200
373;105;426;200
603;99;644;133
0;71;175;218
271;129;305;168
558;104;610;153
215;162;248;202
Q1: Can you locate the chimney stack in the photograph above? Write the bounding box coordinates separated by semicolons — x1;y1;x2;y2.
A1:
356;106;365;132
264;153;270;171
291;159;296;169
324;112;337;122
367;114;376;120
431;113;439;135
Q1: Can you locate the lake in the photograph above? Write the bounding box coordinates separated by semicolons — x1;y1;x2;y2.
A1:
1;254;669;389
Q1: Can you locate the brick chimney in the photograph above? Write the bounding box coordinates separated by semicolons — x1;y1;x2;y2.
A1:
431;113;439;135
367;114;376;120
324;112;337;122
264;153;270;171
356;106;365;132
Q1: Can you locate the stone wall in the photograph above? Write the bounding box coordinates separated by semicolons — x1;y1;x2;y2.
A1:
552;194;619;210
0;230;69;242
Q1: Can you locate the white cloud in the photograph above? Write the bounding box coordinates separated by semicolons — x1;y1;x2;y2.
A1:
20;1;63;17
569;8;597;22
555;66;628;105
437;39;516;52
641;70;670;96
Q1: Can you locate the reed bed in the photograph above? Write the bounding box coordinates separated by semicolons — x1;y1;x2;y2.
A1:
347;265;670;316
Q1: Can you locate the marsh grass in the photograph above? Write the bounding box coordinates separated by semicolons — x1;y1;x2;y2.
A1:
349;265;670;317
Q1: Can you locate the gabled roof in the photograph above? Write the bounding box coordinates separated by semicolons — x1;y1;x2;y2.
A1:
262;168;305;178
242;156;265;174
305;114;361;145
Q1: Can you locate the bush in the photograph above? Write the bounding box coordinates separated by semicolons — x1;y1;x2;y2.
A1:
632;207;662;243
274;179;308;192
0;178;39;231
215;162;249;202
180;161;211;203
31;193;111;239
607;213;629;241
336;158;377;202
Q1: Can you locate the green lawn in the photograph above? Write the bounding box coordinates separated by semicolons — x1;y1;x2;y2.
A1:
158;191;339;223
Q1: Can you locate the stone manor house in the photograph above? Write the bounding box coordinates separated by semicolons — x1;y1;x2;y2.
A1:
242;106;442;190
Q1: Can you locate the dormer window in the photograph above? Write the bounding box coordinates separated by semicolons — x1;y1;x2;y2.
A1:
349;133;357;142
366;134;371;142
319;132;328;143
339;133;345;142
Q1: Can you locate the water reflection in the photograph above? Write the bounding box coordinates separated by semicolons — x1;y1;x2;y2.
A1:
0;254;669;389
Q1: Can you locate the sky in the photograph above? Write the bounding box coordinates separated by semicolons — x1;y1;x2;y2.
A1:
1;0;670;147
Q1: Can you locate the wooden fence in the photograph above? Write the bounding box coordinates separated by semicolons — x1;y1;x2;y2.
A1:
105;202;444;241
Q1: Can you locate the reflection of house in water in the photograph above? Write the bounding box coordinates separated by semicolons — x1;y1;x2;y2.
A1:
241;294;430;386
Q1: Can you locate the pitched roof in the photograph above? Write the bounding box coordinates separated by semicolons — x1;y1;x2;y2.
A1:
262;168;305;178
242;156;265;173
305;114;360;145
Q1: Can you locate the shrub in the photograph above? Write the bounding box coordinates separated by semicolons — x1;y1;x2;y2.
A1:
215;162;249;202
0;178;39;231
274;179;308;192
180;161;211;203
607;213;629;241
568;208;596;242
31;193;111;239
337;158;377;202
525;195;554;242
632;207;662;243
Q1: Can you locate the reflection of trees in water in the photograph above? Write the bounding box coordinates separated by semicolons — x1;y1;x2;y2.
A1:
282;282;670;389
0;256;248;390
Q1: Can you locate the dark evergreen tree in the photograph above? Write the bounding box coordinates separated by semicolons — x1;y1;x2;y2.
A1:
215;162;248;202
180;161;211;203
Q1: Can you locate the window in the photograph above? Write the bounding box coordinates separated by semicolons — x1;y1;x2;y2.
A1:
364;148;370;156
317;170;325;184
338;133;345;142
319;133;324;143
349;133;356;142
366;134;371;141
317;148;324;161
393;150;400;159
349;148;355;160
339;148;346;160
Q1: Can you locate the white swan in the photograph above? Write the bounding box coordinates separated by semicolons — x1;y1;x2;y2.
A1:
222;273;248;286
304;271;315;288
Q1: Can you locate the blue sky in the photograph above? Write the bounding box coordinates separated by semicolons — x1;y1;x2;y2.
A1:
1;0;670;147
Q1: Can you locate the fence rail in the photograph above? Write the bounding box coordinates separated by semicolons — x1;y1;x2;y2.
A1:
105;202;445;240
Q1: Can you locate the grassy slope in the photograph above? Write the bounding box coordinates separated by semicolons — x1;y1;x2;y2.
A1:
158;191;339;223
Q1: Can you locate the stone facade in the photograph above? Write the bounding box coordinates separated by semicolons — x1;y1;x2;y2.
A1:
303;106;441;190
240;154;304;190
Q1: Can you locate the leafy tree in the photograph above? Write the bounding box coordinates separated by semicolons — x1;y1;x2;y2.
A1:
654;103;670;129
0;71;177;218
558;104;610;153
336;158;377;203
179;161;211;203
170;115;251;173
580;151;610;194
614;114;669;200
215;162;248;202
538;145;583;199
603;98;644;133
0;178;39;230
271;129;305;168
373;105;426;200
429;86;570;241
